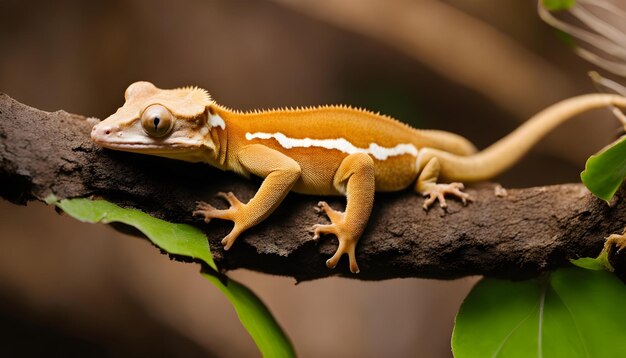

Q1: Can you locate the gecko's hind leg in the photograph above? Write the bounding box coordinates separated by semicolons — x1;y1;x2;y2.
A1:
311;153;375;274
416;157;471;209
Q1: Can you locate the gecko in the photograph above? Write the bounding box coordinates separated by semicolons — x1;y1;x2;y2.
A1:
91;81;626;273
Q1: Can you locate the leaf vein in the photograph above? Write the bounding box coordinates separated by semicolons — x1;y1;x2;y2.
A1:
552;286;591;358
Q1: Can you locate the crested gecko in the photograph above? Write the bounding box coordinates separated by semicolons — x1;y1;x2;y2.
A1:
91;81;626;273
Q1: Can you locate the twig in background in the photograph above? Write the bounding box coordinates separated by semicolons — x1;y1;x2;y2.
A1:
268;0;574;118
539;0;626;76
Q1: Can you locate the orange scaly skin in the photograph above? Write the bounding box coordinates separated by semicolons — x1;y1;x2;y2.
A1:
91;81;626;273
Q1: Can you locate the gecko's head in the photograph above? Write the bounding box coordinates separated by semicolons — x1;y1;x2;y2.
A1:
91;81;218;160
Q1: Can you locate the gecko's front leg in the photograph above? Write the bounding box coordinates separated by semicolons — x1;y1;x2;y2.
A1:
312;153;375;273
193;144;301;250
604;228;626;254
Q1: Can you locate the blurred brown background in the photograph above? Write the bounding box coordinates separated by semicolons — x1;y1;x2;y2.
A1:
0;0;622;356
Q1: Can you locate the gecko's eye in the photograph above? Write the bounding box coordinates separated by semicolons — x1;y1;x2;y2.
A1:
141;104;175;138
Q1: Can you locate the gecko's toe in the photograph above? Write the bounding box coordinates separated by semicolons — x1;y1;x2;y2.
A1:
193;202;235;223
194;201;215;212
221;230;241;251
311;224;336;241
314;201;331;215
325;239;359;273
216;191;244;207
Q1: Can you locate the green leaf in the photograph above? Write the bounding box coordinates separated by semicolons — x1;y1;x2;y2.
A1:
452;267;626;357
571;249;611;271
54;198;295;358
570;257;605;270
542;0;576;11
202;273;294;357
581;136;626;202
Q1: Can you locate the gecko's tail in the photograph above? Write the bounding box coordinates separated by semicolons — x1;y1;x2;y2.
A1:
425;93;626;182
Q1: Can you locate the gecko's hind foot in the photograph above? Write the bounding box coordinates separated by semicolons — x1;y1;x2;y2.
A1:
421;182;471;210
311;201;360;273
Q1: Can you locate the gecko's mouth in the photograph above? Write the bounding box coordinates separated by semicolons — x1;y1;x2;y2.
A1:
93;141;198;153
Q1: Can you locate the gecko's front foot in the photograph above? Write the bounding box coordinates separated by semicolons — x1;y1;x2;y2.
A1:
311;201;360;274
421;182;471;210
193;192;246;250
604;229;626;254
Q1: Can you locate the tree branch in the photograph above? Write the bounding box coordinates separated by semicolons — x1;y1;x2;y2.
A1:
1;93;624;282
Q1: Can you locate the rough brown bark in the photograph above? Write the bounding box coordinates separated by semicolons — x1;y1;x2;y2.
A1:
0;93;624;282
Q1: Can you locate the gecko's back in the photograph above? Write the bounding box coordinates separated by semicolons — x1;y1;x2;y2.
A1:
216;105;476;193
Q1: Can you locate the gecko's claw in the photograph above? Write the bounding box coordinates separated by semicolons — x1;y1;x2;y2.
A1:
421;182;471;210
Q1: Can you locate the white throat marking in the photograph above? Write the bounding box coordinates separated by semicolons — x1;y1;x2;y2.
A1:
208;112;226;129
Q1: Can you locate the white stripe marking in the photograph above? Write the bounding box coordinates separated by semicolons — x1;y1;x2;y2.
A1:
245;132;417;160
208;112;226;129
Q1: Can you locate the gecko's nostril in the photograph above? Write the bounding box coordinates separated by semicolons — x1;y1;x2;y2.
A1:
91;124;120;142
100;125;118;136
